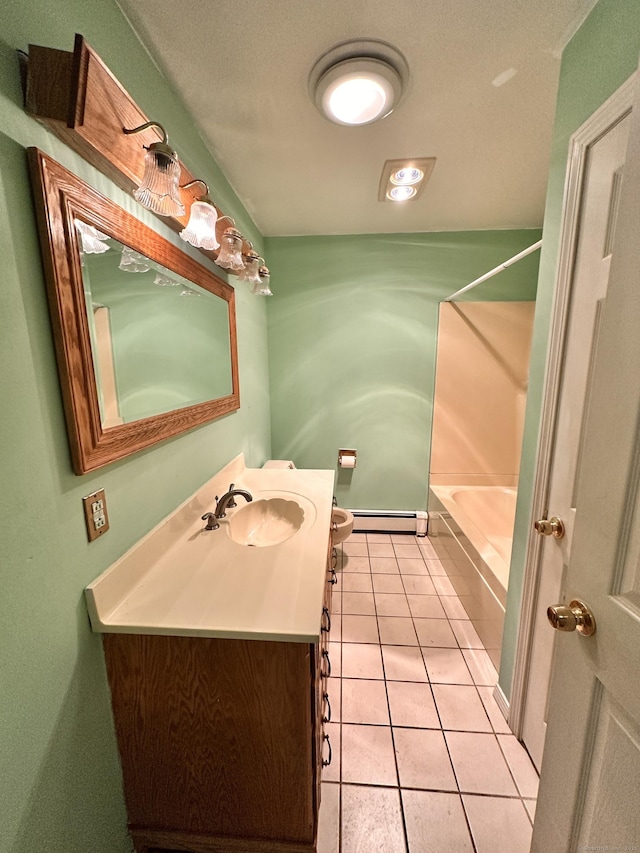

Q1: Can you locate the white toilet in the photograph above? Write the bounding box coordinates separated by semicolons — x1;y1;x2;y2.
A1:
262;460;354;544
330;505;354;545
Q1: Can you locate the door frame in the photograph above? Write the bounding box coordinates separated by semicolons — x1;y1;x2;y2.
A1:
507;72;636;740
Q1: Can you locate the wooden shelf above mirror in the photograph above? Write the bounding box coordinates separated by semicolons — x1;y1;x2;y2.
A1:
25;34;250;262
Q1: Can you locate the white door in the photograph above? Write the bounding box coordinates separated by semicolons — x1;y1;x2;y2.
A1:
532;61;640;851
521;94;632;770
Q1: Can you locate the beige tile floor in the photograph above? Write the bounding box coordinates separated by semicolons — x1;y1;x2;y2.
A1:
317;532;538;853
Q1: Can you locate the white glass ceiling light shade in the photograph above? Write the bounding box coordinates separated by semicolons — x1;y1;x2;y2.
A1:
318;59;400;125
124;121;185;217
215;227;245;272
309;40;408;127
179;179;220;251
252;266;273;296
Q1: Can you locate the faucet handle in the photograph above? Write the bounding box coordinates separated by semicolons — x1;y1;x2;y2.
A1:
226;484;237;508
201;512;219;531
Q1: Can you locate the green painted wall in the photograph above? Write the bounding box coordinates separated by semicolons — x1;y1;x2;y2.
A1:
0;4;270;852
265;231;540;511
499;0;640;699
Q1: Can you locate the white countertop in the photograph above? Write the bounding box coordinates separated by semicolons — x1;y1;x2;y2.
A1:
85;455;335;643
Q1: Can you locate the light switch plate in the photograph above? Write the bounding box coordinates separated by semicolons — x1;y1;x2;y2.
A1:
82;488;110;541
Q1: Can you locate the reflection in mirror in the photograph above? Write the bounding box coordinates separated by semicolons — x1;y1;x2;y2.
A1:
28;149;239;474
78;224;233;427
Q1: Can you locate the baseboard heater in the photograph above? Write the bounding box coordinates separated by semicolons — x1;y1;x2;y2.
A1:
350;510;428;536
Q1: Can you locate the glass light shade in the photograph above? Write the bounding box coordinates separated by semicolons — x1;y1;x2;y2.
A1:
133;145;185;217
75;220;110;254
328;76;388;124
119;246;151;273
386;185;417;201
316;58;402;126
215;229;245;271
179;199;220;250
252;266;273;296
238;252;261;285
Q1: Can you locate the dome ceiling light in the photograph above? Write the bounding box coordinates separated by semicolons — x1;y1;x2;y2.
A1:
309;39;409;127
378;157;437;202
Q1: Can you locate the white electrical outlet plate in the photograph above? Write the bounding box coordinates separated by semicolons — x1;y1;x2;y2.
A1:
83;488;109;541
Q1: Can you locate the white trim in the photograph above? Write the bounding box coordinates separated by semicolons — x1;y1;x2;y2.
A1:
493;683;510;725
508;73;636;739
351;511;423;534
415;510;428;537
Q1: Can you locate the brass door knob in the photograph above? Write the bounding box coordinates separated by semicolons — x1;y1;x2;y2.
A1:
534;516;565;538
547;599;596;636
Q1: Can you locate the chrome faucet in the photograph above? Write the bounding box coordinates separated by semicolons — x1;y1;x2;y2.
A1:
201;484;253;531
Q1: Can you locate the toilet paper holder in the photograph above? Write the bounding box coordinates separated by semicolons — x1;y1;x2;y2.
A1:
338;448;357;468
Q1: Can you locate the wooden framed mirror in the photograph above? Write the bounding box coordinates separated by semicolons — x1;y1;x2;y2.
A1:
28;149;240;474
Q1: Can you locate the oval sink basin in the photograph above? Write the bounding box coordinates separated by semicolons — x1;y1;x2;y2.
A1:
226;498;305;547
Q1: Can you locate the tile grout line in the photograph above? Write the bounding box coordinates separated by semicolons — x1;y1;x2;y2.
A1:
424;535;530;849
398;536;478;853
338;538;375;853
419;540;480;853
494;726;540;818
418;536;485;852
377;541;412;853
330;778;530;801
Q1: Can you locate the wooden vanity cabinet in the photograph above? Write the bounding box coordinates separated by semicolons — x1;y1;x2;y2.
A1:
103;536;335;853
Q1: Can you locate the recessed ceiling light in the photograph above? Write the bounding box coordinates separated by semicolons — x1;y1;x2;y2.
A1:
387;185;417;201
390;167;424;186
378;158;436;202
309;40;409;127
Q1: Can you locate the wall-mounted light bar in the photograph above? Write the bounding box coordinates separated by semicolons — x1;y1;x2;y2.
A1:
24;34;273;294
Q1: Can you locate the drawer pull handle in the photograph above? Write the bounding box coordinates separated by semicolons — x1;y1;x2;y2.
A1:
322;733;332;767
322;691;332;723
321;649;331;678
321;607;331;633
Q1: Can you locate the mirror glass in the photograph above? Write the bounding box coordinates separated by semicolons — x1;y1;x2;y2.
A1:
78;224;233;427
29;149;240;474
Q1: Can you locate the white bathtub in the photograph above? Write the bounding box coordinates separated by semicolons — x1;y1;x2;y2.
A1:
429;485;517;593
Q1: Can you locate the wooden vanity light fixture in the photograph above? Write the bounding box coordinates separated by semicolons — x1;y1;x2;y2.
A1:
24;33;251;263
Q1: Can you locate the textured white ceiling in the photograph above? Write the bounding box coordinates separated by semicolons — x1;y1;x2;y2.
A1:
116;0;597;236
